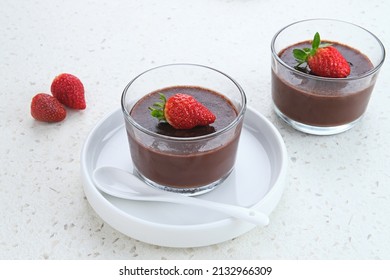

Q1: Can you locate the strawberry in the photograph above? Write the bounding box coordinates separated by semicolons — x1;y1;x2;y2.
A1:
51;73;86;109
31;93;66;122
293;32;350;78
149;93;216;129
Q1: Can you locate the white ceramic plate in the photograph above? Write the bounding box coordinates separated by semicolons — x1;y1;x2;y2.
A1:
81;107;287;248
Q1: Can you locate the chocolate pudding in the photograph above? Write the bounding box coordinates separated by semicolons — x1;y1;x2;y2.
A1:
127;86;241;189
272;41;375;127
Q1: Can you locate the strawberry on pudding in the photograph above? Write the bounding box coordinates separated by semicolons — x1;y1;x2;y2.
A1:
149;92;216;130
292;32;351;78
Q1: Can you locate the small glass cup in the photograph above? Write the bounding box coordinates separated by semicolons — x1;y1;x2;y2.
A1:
121;63;247;195
271;19;385;135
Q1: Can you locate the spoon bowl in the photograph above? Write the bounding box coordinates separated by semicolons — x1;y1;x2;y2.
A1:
92;166;269;226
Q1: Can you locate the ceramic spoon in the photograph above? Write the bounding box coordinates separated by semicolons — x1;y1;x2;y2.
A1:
92;166;269;226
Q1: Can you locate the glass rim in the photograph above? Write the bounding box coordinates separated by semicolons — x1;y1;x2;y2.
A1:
271;18;386;82
121;63;247;142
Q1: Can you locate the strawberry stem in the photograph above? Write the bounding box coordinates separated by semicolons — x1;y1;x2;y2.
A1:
149;93;167;121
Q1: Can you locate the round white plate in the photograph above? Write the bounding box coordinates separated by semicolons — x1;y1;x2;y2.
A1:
81;106;287;248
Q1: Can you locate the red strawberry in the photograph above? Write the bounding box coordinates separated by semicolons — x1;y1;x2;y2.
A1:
31;93;66;122
293;32;350;78
149;93;216;129
51;73;86;109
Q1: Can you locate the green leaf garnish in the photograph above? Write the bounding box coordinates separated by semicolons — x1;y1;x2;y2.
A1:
149;93;167;121
311;32;321;52
293;49;308;65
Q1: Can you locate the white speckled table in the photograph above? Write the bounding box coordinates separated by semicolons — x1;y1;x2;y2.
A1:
1;0;389;259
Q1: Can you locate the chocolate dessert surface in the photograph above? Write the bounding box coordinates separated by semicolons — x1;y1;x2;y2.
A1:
280;41;373;78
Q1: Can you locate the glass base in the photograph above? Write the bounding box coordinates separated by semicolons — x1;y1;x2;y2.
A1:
274;106;362;135
134;168;233;196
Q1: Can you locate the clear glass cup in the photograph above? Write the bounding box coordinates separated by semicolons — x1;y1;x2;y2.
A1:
271;19;385;135
121;63;247;195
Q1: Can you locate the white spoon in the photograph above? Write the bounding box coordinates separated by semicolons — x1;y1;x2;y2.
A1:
92;166;269;226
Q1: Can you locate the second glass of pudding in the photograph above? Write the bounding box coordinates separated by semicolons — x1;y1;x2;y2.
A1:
271;19;385;135
121;64;247;195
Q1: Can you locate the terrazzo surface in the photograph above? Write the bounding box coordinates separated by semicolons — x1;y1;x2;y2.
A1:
1;0;389;259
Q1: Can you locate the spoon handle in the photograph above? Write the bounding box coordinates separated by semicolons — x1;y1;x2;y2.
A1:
139;194;269;226
93;166;269;226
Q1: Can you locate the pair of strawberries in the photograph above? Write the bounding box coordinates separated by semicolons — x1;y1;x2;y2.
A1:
31;73;86;122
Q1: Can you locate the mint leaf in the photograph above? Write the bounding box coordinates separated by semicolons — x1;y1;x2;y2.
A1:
293;49;308;63
312;32;321;50
149;92;167;122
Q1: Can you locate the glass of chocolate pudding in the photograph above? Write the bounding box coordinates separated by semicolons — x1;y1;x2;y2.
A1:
271;19;385;135
121;64;247;195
